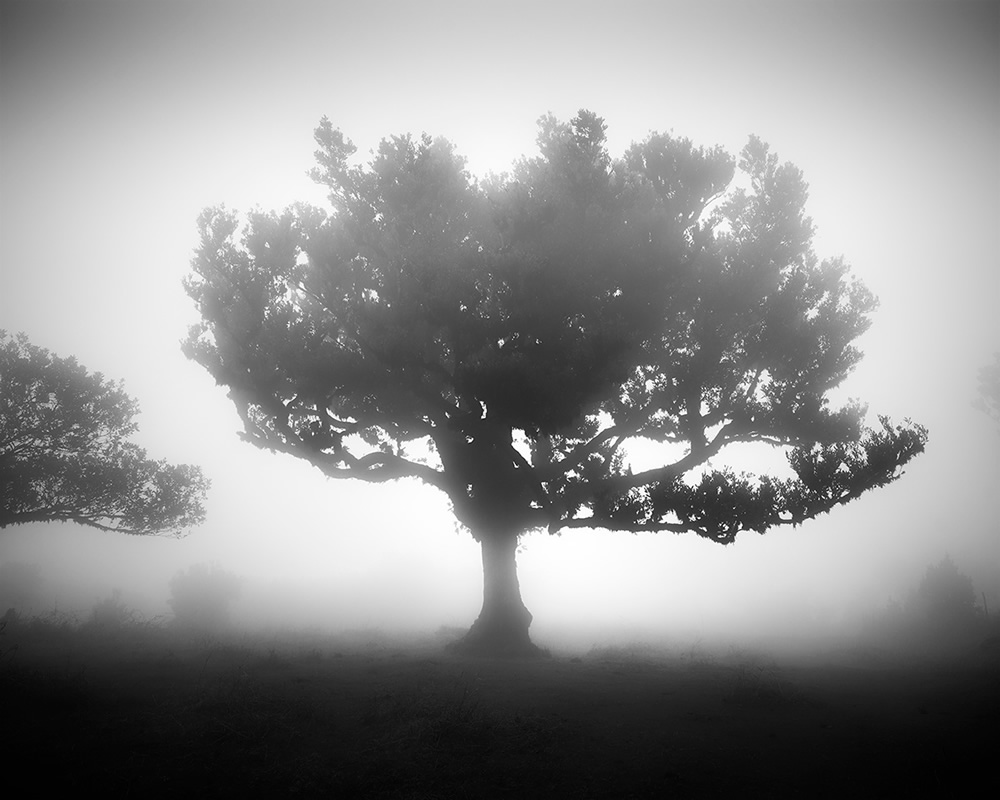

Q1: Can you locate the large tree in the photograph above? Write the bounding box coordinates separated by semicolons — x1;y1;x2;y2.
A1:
185;111;927;655
0;332;209;535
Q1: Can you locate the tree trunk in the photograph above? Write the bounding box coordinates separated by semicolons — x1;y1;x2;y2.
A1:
450;531;545;657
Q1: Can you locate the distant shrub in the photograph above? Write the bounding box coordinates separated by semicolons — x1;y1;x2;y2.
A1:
168;563;242;630
89;589;136;629
911;555;978;625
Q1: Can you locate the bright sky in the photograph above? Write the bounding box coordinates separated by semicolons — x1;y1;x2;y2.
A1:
1;0;997;642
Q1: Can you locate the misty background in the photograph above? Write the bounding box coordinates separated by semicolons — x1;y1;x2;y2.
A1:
1;0;997;650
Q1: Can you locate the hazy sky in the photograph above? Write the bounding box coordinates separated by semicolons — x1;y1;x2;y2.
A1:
1;0;997;639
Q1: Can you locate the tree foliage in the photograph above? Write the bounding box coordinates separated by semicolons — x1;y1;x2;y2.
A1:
185;110;926;547
0;332;209;536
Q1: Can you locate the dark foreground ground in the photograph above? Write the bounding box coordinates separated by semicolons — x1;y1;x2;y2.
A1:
2;617;998;798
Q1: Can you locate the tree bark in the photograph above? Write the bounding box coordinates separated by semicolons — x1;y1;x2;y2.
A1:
449;530;545;657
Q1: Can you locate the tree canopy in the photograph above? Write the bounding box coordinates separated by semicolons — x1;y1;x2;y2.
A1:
185;111;927;653
0;332;209;536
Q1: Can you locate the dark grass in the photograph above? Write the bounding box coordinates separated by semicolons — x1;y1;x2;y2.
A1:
2;615;998;798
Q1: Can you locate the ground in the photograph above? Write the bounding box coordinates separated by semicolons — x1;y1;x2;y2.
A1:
2;617;997;798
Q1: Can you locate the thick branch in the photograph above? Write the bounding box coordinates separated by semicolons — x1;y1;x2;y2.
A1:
535;421;642;482
238;429;450;492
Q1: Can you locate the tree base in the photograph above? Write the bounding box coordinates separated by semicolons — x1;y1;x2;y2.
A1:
445;614;550;658
449;531;548;658
445;634;550;659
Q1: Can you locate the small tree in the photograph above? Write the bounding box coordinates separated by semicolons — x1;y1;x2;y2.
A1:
0;332;209;536
185;111;927;655
88;588;136;630
912;555;978;626
168;563;242;630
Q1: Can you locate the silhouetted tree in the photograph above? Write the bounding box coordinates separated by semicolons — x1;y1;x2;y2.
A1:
168;563;242;630
0;332;209;535
974;351;1000;432
185;111;927;655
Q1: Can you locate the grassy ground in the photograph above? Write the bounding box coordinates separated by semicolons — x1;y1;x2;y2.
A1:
2;615;997;798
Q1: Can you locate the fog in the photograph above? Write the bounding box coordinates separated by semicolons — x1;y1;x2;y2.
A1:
1;0;998;656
